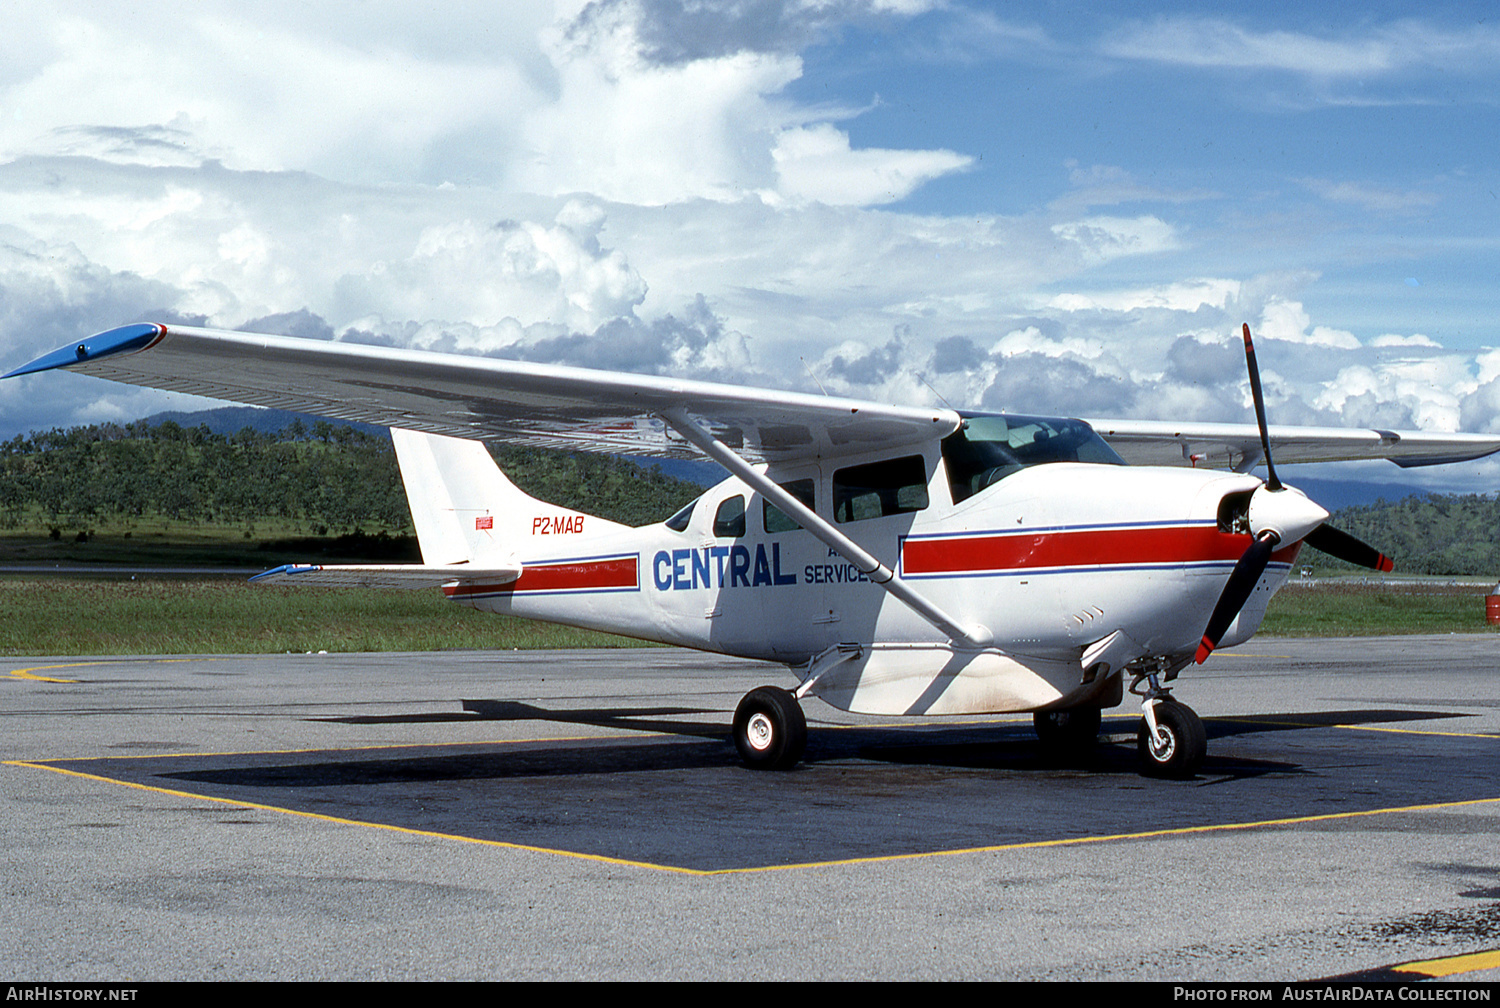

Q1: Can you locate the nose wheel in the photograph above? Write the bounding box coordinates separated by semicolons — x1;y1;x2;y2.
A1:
1136;697;1206;778
733;686;807;770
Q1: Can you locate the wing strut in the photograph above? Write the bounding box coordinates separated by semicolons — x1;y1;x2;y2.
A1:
658;408;994;649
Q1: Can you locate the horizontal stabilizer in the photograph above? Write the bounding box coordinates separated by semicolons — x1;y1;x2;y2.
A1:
250;563;522;590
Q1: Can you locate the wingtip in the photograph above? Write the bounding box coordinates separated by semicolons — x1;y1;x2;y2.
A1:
2;323;166;379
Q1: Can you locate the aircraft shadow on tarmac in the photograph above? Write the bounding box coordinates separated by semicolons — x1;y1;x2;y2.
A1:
46;702;1487;872
301;700;1479;782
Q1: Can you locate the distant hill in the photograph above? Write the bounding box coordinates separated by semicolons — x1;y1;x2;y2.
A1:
1324;493;1500;576
141;406;723;486
0;415;704;535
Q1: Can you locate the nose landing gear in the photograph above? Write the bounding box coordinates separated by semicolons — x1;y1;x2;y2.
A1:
1131;668;1206;778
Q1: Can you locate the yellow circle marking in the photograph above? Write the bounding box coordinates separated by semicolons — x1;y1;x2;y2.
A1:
5;657;202;683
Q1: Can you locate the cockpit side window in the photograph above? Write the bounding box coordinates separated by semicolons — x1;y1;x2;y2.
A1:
833;455;929;523
763;479;816;533
664;497;697;532
942;414;1124;503
713;495;746;538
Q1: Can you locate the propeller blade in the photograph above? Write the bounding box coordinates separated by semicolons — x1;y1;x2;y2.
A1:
1196;532;1277;664
1304;523;1394;572
1241;322;1281;491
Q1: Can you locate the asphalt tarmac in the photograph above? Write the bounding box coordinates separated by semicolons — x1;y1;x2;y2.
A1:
2;637;1497;981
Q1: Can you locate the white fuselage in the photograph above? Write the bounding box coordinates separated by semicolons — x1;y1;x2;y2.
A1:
441;445;1294;713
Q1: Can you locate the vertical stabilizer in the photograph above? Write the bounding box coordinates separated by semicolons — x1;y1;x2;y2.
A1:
390;428;623;565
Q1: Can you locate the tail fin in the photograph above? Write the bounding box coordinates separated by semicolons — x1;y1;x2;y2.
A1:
390;428;623;566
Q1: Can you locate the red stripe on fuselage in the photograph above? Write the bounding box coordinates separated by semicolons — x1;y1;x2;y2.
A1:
901;526;1299;575
443;556;638;596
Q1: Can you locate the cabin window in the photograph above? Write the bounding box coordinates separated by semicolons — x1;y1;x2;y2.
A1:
833;456;929;523
942;414;1125;503
664;498;697;532
713;495;746;538
763;479;816;533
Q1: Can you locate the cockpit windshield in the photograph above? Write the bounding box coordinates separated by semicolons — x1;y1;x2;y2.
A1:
942;412;1124;503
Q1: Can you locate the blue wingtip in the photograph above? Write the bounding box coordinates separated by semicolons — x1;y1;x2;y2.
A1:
249;564;320;583
2;323;166;379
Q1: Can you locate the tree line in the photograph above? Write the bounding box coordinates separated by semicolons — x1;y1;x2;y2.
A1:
0;419;704;536
1326;493;1500;577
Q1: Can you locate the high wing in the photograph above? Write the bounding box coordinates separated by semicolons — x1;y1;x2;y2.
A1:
7;322;1499;470
1086;417;1500;470
3;323;957;465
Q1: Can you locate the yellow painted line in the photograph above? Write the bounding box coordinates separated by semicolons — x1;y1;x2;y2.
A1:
4;733;614;763
1339;723;1498;740
8;761;705;875
706;795;1500;875
1391;948;1500;977
10;754;1500;876
1218;715;1500;740
5;657;204;683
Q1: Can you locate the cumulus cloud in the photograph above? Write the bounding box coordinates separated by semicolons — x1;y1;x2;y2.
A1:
1;1;1498;497
336;201;647;336
565;0;941;65
771;123;973;206
1050;216;1179;264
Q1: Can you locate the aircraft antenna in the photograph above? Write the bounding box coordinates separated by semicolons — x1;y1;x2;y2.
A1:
915;372;954;408
799;357;829;396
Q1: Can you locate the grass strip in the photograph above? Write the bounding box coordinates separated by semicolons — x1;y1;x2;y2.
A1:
0;577;652;655
0;576;1492;656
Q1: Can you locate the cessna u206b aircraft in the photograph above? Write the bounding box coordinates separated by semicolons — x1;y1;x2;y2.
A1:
8;323;1500;777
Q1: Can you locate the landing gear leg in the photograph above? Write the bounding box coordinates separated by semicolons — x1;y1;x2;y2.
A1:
1130;667;1206;779
733;686;807;770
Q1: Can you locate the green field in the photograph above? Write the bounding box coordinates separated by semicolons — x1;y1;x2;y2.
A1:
0;576;650;656
1259;580;1499;637
0;574;1492;657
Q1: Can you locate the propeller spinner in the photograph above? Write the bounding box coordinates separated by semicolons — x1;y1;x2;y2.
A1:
1194;324;1394;663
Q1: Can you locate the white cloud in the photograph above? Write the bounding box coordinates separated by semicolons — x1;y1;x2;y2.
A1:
1301;178;1440;213
1104;17;1500;79
771;123;973;206
2;1;1499;495
337;203;647;336
1048;278;1239;313
1257;299;1362;350
1370;333;1440;348
1050;216;1179;264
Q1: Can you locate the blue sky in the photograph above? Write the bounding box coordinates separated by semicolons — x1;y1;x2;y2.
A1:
1;1;1497;493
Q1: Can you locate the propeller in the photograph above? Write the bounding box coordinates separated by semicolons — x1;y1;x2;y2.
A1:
1194;324;1394;664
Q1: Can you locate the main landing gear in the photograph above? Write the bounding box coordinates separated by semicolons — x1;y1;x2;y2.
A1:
733;686;807;770
1131;668;1206;778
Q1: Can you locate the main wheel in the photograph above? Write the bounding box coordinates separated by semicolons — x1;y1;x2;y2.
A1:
733;686;807;770
1033;705;1102;762
1136;699;1206;778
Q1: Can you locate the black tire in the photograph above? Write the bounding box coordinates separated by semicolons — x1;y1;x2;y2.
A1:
1033;705;1102;762
1136;699;1206;779
733;686;807;770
